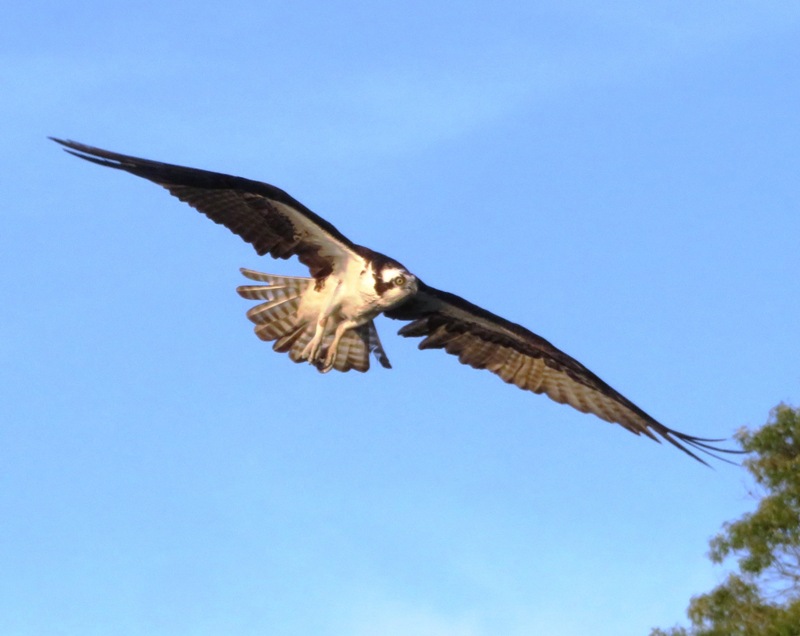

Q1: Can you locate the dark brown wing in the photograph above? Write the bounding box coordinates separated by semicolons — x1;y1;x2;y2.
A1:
51;138;361;278
387;283;739;465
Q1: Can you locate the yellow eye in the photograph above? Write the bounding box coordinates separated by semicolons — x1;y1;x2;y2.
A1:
394;276;406;286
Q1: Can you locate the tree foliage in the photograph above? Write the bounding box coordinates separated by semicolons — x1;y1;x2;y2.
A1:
651;404;800;636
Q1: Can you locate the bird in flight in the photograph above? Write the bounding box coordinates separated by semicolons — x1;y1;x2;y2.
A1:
52;138;738;465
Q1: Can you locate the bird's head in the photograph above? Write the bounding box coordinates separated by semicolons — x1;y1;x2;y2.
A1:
374;263;418;306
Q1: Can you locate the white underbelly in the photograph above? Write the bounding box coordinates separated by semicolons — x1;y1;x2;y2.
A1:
296;275;380;327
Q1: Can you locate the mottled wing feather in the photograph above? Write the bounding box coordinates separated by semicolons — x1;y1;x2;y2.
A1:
366;322;392;369
387;283;733;465
51;138;360;278
332;326;370;373
327;322;390;373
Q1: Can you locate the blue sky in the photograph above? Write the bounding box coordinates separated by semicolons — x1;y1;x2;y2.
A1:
2;2;799;635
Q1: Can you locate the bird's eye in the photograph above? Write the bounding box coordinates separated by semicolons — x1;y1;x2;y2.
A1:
393;276;406;286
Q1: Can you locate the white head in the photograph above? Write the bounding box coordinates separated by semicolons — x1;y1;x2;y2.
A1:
374;262;418;307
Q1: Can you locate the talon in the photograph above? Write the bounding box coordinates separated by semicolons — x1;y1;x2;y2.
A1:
320;350;336;373
301;336;323;362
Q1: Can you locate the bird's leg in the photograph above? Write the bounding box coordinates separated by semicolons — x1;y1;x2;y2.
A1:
300;281;341;364
319;319;358;373
301;315;329;364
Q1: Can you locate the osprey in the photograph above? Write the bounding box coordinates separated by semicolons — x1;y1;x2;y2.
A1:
53;138;737;465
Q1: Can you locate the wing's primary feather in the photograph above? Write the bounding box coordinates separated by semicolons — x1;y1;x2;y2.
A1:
50;138;358;278
387;283;737;466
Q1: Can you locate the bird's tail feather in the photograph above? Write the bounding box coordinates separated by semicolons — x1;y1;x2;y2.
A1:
237;269;311;342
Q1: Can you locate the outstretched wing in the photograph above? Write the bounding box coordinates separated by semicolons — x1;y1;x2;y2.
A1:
51;138;360;279
387;283;737;465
